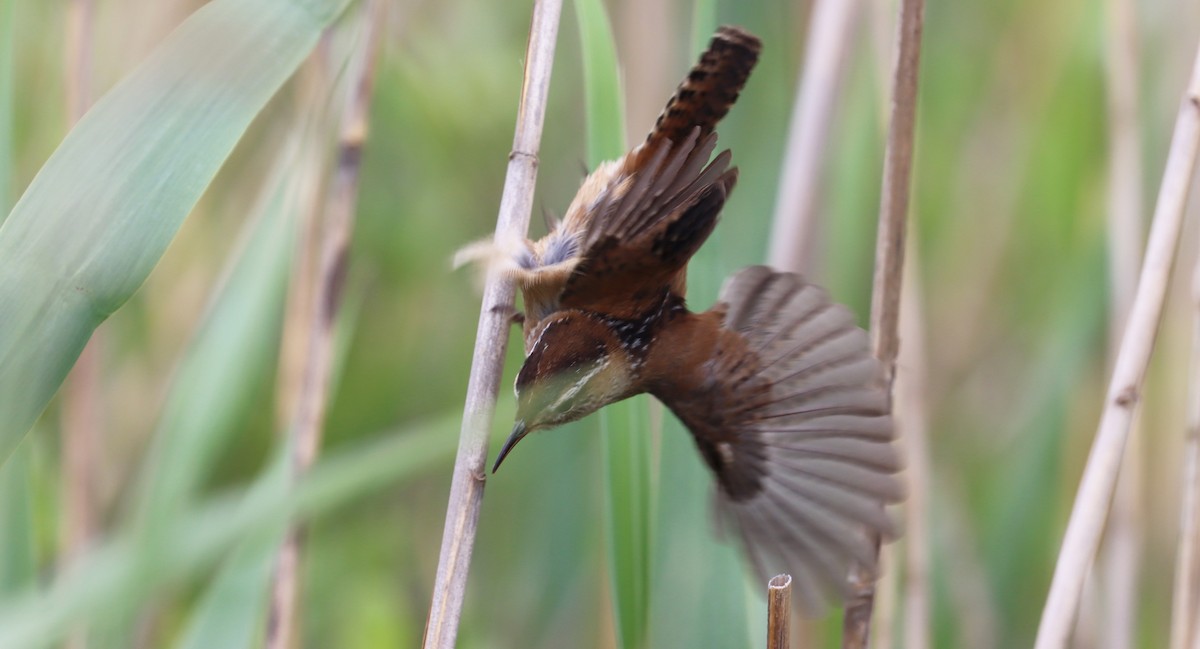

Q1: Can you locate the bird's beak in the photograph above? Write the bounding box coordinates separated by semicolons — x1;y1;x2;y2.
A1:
492;420;528;473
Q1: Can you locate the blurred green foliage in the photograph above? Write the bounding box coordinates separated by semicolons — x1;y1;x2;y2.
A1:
1;0;1198;647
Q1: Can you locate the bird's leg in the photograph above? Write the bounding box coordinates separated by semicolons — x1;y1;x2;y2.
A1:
491;303;525;328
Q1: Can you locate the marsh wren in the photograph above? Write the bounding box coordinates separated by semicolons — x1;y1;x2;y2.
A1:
460;26;901;609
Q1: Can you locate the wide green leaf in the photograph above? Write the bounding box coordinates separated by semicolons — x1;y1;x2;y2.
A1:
0;0;350;463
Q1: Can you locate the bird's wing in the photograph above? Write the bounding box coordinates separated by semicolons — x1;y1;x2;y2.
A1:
558;150;736;319
553;27;761;320
652;266;903;611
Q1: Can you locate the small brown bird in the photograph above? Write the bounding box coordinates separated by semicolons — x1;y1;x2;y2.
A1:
464;26;901;609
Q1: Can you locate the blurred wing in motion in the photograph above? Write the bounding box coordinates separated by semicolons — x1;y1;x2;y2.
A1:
653;266;902;611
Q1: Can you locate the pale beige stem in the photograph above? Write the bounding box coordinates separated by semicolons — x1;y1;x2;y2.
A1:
1034;39;1200;649
842;0;925;645
264;4;386;648
1097;0;1144;646
1171;262;1200;649
421;2;563;647
767;0;862;273
870;542;895;649
898;240;930;649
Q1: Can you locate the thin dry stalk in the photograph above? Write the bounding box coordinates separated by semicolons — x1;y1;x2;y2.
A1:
767;574;791;649
420;2;562;647
1171;262;1200;649
1033;40;1200;649
766;0;862;273
871;543;896;649
898;241;930;649
842;0;925;645
1098;0;1145;645
264;4;386;648
61;3;98;648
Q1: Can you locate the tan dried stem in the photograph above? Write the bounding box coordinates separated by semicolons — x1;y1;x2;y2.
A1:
264;3;386;648
420;1;562;647
1098;0;1144;646
898;240;930;649
1033;39;1200;649
767;574;792;649
766;0;862;273
842;0;924;645
1171;262;1200;649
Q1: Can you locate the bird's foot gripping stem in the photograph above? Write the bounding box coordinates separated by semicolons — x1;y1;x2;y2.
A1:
491;303;525;327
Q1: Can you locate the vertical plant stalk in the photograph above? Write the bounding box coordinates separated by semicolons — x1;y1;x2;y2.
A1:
897;241;931;649
264;3;385;648
421;1;562;647
767;575;792;649
766;0;862;273
1033;40;1200;649
843;0;924;646
1098;0;1144;645
1170;263;1200;649
61;3;98;648
870;544;896;649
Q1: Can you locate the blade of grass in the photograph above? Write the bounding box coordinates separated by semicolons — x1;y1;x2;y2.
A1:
0;416;463;649
573;1;656;647
576;0;625;164
173;461;290;649
0;0;352;464
420;2;563;647
1034;38;1200;649
844;0;925;645
175;227;375;649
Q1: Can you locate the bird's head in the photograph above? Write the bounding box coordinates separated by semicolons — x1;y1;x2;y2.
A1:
493;311;636;472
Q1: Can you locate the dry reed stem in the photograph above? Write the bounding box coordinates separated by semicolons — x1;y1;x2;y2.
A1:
843;0;924;645
897;241;930;649
1098;0;1144;645
767;574;791;649
1171;262;1200;649
61;3;97;648
870;543;896;649
264;4;386;648
1033;39;1200;649
420;1;562;647
766;0;861;273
